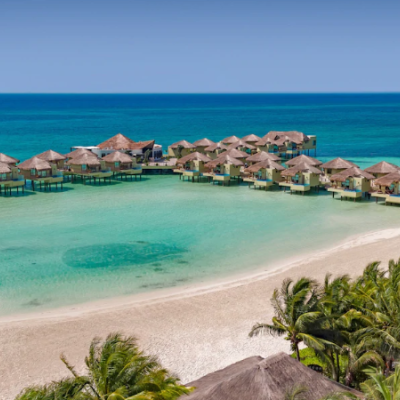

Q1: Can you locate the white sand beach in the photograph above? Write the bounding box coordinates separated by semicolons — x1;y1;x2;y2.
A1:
1;229;400;400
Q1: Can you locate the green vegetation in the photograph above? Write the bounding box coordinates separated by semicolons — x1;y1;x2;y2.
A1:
15;333;192;400
250;258;400;394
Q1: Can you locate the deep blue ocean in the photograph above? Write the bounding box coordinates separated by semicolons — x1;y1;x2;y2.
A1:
0;93;399;161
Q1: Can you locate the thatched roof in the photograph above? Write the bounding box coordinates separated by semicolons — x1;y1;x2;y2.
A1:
263;131;310;143
36;149;66;162
206;154;244;168
221;135;241;144
225;149;250;159
365;161;400;174
193;138;215;147
286;155;322;167
102;151;133;163
246;151;281;163
67;153;101;166
330;167;375;182
282;161;322;177
242;134;262;142
18;156;52;171
130;140;155;150
245;159;285;173
0;153;19;164
227;140;256;150
184;353;361;400
204;142;228;152
177;152;212;165
0;162;11;174
169;140;196;149
97;133;136;150
374;171;400;186
65;148;98;159
321;157;359;169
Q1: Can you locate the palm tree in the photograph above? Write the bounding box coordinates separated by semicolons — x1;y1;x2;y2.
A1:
361;365;400;399
16;333;191;400
249;277;338;361
284;384;309;400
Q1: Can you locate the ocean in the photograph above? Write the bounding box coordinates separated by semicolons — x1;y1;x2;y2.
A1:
0;93;400;316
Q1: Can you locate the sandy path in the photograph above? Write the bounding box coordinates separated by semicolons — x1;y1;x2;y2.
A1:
1;230;400;400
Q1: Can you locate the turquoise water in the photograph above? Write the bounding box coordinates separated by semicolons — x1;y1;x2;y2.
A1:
1;94;400;316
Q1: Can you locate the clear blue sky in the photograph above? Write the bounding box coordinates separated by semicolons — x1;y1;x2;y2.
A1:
0;0;399;93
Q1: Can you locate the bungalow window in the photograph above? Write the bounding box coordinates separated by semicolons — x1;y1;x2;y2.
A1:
313;140;316;145
1;173;6;180
327;169;332;174
82;164;87;171
30;168;36;176
115;162;120;168
40;171;47;177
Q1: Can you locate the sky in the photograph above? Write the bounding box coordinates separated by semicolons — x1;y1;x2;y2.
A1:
0;0;399;93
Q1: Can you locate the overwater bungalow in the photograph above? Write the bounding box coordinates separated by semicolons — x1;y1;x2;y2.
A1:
204;142;228;159
0;153;20;166
97;133;135;151
18;156;64;191
243;159;285;190
227;140;256;154
36;149;67;169
65;147;98;160
364;161;400;178
285;154;322;168
67;153;113;184
102;151;142;180
328;167;375;201
224;148;250;163
370;171;400;205
320;157;359;177
174;152;212;182
168;140;196;158
0;162;25;195
261;131;317;157
246;151;281;165
204;154;243;186
183;352;361;400
192;138;215;154
221;135;241;145
254;137;281;155
279;161;322;194
241;134;262;145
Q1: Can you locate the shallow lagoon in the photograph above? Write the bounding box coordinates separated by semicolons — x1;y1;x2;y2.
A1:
1;166;400;316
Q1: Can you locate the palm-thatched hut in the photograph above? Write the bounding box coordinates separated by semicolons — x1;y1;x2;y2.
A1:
97;133;136;151
227;140;256;154
364;161;400;178
175;152;212;181
254;137;281;155
0;162;25;195
241;134;262;145
221;135;241;145
36;149;67;169
244;159;285;190
279;161;322;194
224;148;250;163
204;142;228;159
204;154;243;186
168;140;196;158
18;156;64;190
328;167;375;201
246;151;281;165
182;353;361;400
193;138;215;154
370;171;400;205
261;131;317;157
286;154;322;168
65;148;99;160
0;153;20;166
102;151;142;180
320;158;359;177
67;153;112;184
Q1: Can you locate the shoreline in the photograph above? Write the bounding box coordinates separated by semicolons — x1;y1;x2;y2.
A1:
1;228;400;400
2;227;400;325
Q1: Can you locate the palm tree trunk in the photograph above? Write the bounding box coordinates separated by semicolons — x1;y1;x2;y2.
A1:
295;343;301;361
335;351;340;382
